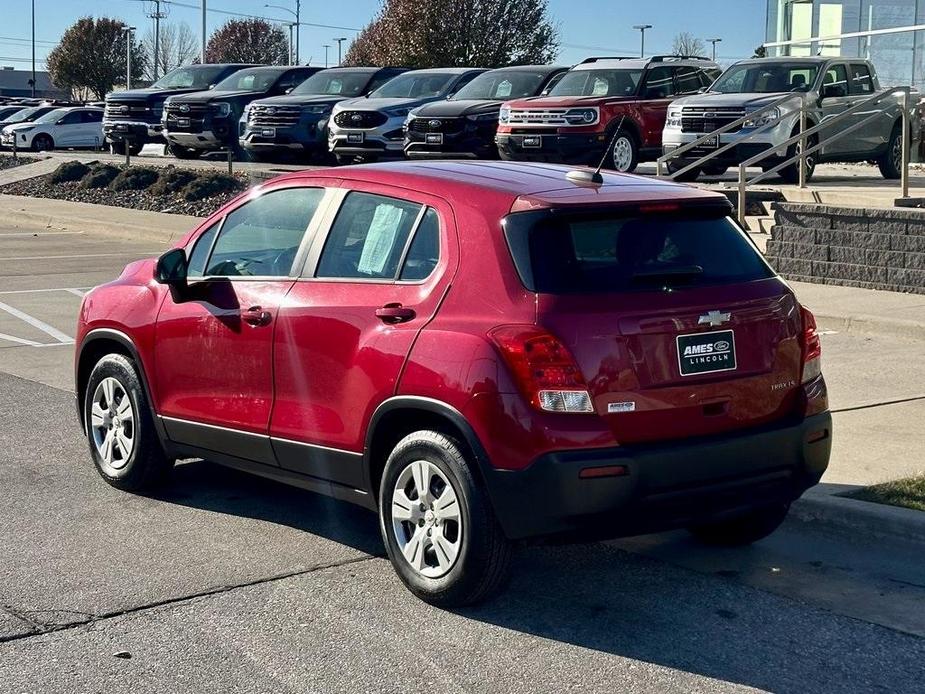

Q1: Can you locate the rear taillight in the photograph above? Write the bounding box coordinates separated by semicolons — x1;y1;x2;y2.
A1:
489;326;594;414
800;306;822;384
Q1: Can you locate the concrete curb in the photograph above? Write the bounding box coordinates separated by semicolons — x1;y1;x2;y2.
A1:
791;491;925;544
814;311;925;342
0;194;199;246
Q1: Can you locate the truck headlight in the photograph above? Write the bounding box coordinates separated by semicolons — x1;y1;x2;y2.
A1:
385;107;411;118
212;102;232;118
467;112;499;122
564;108;598;125
744;107;780;129
304;105;331;115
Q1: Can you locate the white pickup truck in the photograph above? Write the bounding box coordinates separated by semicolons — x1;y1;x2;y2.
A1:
661;57;912;182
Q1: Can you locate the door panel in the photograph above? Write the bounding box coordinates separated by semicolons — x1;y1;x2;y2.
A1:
819;64;852;157
270;187;455;486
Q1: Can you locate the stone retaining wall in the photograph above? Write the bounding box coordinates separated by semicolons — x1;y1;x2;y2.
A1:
765;203;925;294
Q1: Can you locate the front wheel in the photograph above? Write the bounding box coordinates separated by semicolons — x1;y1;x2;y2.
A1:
32;134;54;152
687;503;790;546
779;133;817;184
609;129;638;173
84;354;173;492
878;123;903;180
167;143;202;160
379;430;512;607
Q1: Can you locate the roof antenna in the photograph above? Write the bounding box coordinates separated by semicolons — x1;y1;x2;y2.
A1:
566;115;626;186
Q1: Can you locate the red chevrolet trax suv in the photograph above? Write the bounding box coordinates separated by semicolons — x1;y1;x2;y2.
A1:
75;161;832;606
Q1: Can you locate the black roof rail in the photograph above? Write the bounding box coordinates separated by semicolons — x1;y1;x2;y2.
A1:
649;54;713;62
579;56;639;64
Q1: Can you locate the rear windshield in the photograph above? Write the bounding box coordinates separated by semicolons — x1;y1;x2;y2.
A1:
504;210;773;293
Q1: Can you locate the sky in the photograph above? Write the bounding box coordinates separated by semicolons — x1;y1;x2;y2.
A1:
0;0;768;73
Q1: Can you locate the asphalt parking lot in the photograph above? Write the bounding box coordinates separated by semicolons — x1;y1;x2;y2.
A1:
1;223;924;692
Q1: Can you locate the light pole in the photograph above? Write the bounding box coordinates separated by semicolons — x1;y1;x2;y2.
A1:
266;3;301;63
334;37;347;65
201;0;207;63
147;0;168;80
708;37;722;60
633;24;652;58
31;0;35;98
323;44;330;68
122;26;136;90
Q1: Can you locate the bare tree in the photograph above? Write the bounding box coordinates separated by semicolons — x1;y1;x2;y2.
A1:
672;32;706;58
142;21;197;81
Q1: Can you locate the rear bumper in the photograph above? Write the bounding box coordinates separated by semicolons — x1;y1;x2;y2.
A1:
483;412;832;540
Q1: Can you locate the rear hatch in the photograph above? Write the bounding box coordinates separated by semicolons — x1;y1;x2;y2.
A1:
504;204;803;444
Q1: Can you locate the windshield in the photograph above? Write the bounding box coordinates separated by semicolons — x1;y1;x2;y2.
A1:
214;68;285;92
34;108;68;124
5;106;49;123
452;70;548;100
549;69;642;97
150;65;229;90
370;72;455;99
505;210;772;293
292;70;373;97
0;107;27;121
711;62;820;93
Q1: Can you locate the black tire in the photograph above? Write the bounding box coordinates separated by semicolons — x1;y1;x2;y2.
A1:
666;159;701;182
877;123;903;180
129;142;143;156
688;503;790;546
83;353;173;493
608;128;639;173
379;430;512;607
109;141;126;155
702;163;728;177
167;143;202;160
334;154;355;166
31;134;54;152
779;132;817;184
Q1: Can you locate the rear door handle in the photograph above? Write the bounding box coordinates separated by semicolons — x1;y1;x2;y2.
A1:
375;303;416;324
242;305;272;327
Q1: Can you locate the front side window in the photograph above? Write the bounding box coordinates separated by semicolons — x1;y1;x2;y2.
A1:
204;187;324;277
316;192;425;280
822;64;849;97
850;64;874;94
549;69;642;98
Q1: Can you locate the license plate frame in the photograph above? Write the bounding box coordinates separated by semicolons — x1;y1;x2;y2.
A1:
701;134;719;149
522;135;542;148
347;132;364;144
425;133;443;145
676;329;737;377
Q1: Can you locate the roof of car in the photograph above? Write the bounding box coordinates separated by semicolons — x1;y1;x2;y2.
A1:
401;67;486;75
271;161;728;211
486;65;567;74
734;56;835;65
573;57;715;71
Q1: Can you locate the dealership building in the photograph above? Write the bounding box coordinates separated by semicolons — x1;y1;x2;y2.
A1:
766;1;925;88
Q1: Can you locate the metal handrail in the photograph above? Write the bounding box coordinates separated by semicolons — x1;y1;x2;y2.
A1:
735;86;911;225
656;94;803;179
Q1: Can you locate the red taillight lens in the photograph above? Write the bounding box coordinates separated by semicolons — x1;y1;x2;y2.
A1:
489;325;594;413
800;306;822;384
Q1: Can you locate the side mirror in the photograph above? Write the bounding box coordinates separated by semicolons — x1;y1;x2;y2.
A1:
155;248;188;287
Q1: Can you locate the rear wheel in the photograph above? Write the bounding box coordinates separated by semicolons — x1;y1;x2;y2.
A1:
877;123;903;180
687;503;790;546
31;134;54;152
609;129;638;173
84;354;173;492
379;430;512;607
167;143;202;160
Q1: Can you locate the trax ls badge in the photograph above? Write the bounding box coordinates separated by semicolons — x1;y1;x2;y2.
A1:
677;330;737;377
698;310;731;327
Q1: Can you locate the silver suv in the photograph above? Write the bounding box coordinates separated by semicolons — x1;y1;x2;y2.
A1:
328;68;486;164
662;57;909;182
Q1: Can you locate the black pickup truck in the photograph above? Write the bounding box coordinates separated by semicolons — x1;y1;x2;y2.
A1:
162;66;319;158
104;64;255;155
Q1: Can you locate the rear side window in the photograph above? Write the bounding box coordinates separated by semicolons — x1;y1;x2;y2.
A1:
205;187;323;277
316;192;424;280
400;208;440;280
504;211;773;293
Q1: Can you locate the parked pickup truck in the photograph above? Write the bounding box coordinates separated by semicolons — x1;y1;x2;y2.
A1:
104;64;255;155
162;65;319;158
662;57;912;182
495;56;721;172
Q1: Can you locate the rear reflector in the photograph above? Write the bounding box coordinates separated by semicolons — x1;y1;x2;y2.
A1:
807;429;829;444
579;465;629;479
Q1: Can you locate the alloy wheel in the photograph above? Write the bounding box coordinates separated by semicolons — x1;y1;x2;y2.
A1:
391;459;463;578
611;136;634;172
90;377;135;474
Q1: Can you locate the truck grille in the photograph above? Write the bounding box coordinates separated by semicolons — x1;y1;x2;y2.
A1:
249;104;301;127
407;117;464;134
104;100;159;123
333;111;388;128
506;109;583;127
164;102;207;131
681;107;746;134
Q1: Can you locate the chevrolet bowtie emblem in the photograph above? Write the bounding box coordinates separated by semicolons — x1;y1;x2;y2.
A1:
698;310;731;327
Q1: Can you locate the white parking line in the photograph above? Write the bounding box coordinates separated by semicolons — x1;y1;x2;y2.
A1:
0;300;73;343
0;332;44;347
63;288;87;297
2;253;157;261
0;287;91;295
0;231;86;237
